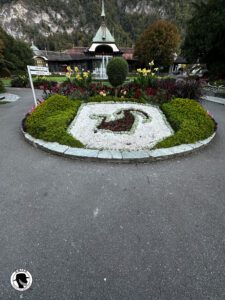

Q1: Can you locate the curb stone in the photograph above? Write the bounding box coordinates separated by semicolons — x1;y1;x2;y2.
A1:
21;127;216;163
203;95;225;105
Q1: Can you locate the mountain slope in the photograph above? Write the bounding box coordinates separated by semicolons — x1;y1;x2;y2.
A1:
0;0;196;50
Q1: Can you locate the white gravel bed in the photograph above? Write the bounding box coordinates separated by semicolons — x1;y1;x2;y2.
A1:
68;102;174;151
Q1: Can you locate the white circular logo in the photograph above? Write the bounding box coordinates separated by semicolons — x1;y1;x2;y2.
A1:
10;269;32;291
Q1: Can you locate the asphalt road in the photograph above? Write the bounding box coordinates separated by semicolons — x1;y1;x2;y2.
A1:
0;88;225;300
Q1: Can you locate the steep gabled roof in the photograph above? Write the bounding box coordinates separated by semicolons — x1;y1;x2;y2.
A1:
93;23;115;43
92;0;115;44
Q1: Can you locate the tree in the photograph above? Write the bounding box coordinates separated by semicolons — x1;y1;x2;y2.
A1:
0;38;4;55
134;20;181;68
0;27;34;76
107;57;128;96
0;36;5;69
182;0;225;78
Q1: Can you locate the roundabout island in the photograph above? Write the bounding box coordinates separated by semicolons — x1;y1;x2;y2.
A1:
22;92;216;163
22;58;217;163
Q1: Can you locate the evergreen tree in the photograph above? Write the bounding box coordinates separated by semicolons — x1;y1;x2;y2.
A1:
182;0;225;78
0;27;33;76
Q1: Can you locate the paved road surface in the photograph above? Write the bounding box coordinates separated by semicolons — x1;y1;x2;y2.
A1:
0;88;225;299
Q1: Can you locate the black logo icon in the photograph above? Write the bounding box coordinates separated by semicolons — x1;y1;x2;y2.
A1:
11;269;32;291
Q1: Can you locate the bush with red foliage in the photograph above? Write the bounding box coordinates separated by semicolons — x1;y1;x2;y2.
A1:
41;76;202;104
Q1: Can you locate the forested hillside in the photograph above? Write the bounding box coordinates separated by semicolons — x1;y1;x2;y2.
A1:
0;0;197;50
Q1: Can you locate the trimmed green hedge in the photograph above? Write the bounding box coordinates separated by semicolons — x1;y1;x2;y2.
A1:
155;98;216;148
25;95;84;148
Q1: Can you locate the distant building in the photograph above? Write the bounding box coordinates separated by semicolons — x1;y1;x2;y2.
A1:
169;54;187;74
31;1;136;76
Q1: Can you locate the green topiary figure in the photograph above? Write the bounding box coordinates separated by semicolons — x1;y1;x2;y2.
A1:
107;57;129;96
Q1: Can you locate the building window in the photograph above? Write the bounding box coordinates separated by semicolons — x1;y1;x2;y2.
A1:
35;58;46;67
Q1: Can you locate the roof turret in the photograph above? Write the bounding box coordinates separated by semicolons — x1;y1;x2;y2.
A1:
92;0;115;43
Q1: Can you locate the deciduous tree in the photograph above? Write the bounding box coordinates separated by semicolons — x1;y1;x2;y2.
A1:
134;20;181;68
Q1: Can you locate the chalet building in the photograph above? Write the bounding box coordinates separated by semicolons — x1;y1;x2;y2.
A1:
31;1;136;76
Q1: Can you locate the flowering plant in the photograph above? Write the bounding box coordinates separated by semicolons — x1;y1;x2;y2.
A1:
134;60;158;89
66;66;92;88
99;90;107;97
33;76;58;95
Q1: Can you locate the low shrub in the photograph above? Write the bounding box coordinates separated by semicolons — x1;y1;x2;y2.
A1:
0;79;5;93
46;75;202;105
11;75;29;88
155;98;216;148
87;95;146;104
25;95;84;148
157;78;176;95
174;78;202;100
33;77;58;90
42;82;115;99
210;79;225;87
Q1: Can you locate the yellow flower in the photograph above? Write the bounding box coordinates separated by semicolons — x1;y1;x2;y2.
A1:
154;67;159;71
66;72;71;78
74;66;79;73
137;68;142;73
83;72;89;79
76;74;82;81
142;68;151;76
67;66;72;72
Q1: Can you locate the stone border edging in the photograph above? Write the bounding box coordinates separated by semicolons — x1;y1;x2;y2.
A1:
203;95;225;105
21;127;216;163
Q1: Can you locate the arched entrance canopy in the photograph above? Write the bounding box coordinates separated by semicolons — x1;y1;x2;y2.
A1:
95;44;113;55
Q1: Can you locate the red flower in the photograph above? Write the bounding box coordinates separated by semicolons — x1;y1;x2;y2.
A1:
146;87;157;96
135;89;142;99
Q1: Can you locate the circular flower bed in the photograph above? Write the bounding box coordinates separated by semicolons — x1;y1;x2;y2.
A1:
23;94;216;160
22;65;216;161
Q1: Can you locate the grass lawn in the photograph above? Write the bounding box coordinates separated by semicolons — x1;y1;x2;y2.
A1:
1;79;11;86
34;76;67;83
1;76;133;87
